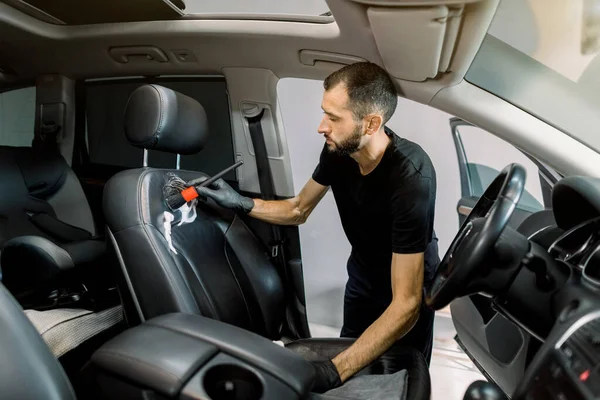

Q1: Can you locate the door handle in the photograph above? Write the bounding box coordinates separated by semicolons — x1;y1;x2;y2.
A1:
109;46;169;63
457;205;473;216
299;50;366;66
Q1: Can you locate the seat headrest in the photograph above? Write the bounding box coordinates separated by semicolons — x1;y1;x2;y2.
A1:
124;84;208;155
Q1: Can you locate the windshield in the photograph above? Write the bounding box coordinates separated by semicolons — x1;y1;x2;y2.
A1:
466;0;600;153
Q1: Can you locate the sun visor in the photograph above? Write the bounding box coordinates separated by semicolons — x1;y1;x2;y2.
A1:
7;0;185;25
367;5;465;82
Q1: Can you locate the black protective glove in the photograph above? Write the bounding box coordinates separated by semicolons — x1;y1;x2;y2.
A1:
195;178;255;214
310;359;342;393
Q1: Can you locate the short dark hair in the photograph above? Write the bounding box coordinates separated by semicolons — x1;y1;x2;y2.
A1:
323;62;398;124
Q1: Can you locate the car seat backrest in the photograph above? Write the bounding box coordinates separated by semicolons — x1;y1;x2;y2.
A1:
103;85;286;339
104;167;286;339
0;146;96;248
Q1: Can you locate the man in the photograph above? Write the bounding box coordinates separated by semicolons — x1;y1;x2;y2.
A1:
196;62;439;393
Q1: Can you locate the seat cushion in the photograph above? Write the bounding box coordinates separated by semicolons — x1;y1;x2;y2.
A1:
286;338;430;400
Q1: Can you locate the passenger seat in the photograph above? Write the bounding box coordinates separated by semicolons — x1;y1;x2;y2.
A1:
0;145;96;246
0;144;123;359
0;144;107;303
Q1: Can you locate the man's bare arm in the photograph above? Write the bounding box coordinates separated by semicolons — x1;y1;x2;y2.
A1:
249;178;329;225
331;252;424;382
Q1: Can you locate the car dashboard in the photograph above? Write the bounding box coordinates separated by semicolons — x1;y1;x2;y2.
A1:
495;176;600;399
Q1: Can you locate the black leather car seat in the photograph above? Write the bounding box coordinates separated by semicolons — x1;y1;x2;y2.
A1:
103;85;430;398
0;145;97;247
0;143;113;304
0;142;124;364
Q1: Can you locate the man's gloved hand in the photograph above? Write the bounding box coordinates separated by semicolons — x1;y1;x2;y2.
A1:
195;178;255;214
310;359;342;393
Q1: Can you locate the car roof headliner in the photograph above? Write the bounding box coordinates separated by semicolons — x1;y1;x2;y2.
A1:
0;0;499;104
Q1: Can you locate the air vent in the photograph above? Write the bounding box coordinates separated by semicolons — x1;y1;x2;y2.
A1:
583;245;600;287
549;217;600;265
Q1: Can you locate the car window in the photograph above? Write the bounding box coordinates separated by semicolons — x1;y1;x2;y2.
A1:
466;0;600;154
0;86;35;147
82;78;237;180
456;125;547;212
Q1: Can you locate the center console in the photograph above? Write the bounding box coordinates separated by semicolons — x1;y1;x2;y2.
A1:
84;313;315;400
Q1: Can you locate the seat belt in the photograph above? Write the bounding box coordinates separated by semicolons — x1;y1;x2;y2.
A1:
245;109;301;338
246;110;283;253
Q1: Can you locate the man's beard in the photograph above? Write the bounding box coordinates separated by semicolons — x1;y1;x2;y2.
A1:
327;124;363;156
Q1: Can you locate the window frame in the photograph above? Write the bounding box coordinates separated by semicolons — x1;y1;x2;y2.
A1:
73;75;236;176
449;117;560;210
0;84;37;147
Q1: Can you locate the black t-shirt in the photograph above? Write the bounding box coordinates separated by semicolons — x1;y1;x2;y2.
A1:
312;127;439;316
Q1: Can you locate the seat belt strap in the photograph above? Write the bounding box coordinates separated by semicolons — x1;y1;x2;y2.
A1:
245;110;297;333
246;110;285;258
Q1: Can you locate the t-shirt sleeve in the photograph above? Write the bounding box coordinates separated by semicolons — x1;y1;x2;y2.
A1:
391;176;434;254
311;145;333;187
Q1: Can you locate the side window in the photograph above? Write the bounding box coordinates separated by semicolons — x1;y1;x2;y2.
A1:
81;78;236;180
0;86;35;147
455;124;551;212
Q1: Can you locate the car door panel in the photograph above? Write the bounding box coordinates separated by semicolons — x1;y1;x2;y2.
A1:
451;296;530;396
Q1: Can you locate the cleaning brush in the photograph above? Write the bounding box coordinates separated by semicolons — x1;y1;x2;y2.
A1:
163;160;244;211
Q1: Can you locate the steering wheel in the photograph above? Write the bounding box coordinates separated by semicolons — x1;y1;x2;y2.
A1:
425;163;527;310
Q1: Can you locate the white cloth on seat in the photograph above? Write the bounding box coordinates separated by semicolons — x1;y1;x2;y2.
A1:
24;305;123;358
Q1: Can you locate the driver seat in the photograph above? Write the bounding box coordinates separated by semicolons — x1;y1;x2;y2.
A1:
103;85;430;398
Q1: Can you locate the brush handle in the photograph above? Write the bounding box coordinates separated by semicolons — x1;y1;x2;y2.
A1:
186;160;244;188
